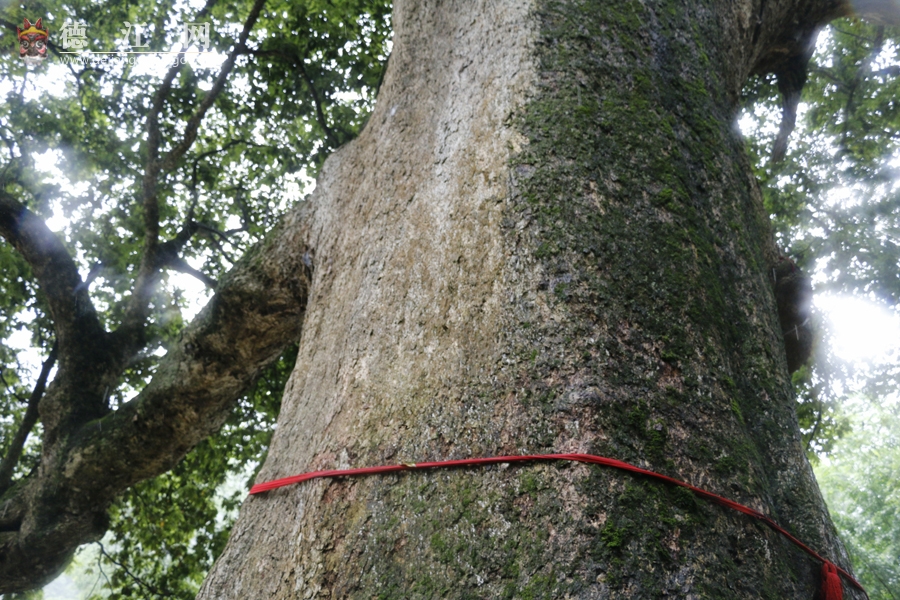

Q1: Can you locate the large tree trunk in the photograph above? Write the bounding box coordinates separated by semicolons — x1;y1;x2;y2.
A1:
199;0;861;597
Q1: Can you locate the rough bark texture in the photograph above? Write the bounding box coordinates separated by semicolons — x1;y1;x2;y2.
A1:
200;0;865;598
0;204;312;591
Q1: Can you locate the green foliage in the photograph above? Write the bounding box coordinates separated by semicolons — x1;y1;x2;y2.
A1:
792;362;851;460
1;0;390;594
744;20;900;303
81;345;296;600
742;20;900;451
742;18;900;598
1;0;392;360
815;398;900;600
1;0;897;595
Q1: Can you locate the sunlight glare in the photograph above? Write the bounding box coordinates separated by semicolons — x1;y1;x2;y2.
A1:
168;269;213;321
815;294;900;364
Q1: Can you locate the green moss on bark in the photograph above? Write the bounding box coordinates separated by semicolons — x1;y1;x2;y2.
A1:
203;2;855;598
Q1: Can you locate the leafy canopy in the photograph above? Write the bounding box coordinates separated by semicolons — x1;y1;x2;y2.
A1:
0;0;389;596
742;19;900;600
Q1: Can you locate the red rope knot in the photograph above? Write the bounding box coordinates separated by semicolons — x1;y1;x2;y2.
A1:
819;561;843;600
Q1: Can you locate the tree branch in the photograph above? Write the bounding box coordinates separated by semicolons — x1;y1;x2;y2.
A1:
125;64;195;336
871;65;900;78
0;202;314;593
843;0;900;24
0;191;105;353
158;0;269;173
122;0;220;335
804;396;824;454
295;59;340;147
0;344;58;496
121;0;267;347
840;26;885;153
97;542;173;598
0;194;120;450
167;257;218;289
251;49;341;146
187;138;256;248
195;224;238;265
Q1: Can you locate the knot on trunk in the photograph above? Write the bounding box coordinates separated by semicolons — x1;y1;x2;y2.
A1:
772;255;814;373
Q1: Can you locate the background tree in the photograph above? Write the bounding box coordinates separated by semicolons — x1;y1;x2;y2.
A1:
0;0;899;598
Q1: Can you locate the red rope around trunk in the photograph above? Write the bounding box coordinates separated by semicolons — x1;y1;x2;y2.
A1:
250;452;865;599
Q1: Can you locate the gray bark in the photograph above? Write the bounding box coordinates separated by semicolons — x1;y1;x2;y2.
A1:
199;0;872;598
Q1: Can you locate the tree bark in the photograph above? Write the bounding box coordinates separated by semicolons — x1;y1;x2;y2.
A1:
200;0;866;598
0;204;312;592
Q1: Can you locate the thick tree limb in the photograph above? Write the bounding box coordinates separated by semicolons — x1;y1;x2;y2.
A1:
1;0;301;593
844;0;900;24
0;190;120;446
0;203;314;593
0;191;105;353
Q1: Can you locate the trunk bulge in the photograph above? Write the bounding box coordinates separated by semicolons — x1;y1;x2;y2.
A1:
200;1;858;598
